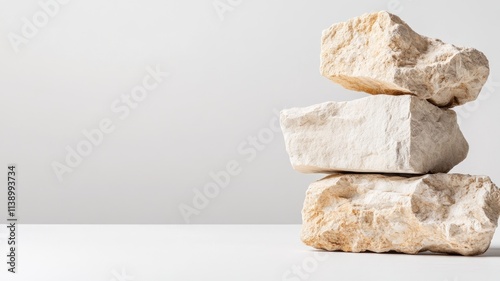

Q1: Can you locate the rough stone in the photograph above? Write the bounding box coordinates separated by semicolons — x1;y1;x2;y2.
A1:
280;94;468;174
320;11;489;107
301;173;500;255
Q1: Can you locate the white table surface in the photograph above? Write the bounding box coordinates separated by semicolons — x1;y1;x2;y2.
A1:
0;224;499;281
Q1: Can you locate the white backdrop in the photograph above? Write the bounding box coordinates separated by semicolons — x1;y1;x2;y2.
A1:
0;0;499;223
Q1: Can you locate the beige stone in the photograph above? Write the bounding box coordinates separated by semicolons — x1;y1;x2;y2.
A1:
320;11;489;107
280;94;468;174
301;173;500;255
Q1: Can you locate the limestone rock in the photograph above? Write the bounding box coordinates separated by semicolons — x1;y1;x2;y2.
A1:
280;94;468;174
320;11;489;107
301;173;500;255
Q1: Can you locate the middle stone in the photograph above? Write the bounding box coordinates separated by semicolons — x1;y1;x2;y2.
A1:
280;94;468;174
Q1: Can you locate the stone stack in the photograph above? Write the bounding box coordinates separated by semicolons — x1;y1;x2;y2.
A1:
280;11;500;255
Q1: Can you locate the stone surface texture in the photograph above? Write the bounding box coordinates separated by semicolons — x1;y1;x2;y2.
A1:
280;94;468;174
301;173;500;255
320;11;489;107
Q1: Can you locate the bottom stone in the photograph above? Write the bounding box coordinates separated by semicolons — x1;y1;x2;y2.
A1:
301;173;500;256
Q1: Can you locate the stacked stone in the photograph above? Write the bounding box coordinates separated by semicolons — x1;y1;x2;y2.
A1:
280;11;500;256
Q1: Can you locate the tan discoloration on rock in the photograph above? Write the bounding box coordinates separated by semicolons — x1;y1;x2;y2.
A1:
320;11;489;107
301;173;500;256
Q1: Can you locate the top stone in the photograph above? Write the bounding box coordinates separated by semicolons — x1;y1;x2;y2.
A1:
320;11;489;107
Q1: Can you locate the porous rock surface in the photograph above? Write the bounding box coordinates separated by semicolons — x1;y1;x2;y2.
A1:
301;173;500;255
280;94;468;174
320;11;490;107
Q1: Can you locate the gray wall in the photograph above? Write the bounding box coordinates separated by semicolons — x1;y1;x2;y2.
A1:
1;0;499;223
